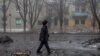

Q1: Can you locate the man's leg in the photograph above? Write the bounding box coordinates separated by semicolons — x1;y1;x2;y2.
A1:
37;41;44;53
44;42;50;53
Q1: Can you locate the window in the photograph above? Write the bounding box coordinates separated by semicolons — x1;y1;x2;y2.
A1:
75;7;80;12
16;17;22;25
81;7;86;12
75;20;79;24
81;20;85;24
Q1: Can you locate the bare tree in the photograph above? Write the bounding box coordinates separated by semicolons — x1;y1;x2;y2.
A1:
2;0;12;32
28;0;44;31
15;0;43;32
44;0;67;32
15;0;28;32
89;0;100;32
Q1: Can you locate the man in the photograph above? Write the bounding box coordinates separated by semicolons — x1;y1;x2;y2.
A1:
37;20;51;55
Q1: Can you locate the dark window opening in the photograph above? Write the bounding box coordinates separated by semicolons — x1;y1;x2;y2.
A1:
75;20;79;24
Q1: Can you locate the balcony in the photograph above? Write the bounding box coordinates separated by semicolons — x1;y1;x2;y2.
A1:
72;12;88;19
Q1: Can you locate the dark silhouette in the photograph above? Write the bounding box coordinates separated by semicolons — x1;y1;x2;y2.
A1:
37;20;51;55
81;38;100;47
0;35;13;44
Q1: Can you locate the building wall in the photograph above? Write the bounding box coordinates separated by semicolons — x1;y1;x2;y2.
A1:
84;19;92;28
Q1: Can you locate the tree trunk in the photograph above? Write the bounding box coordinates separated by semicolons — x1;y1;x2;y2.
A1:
92;17;96;30
30;23;33;31
98;24;100;33
23;0;27;32
3;14;6;33
59;0;63;32
90;0;100;32
3;0;7;32
23;20;26;32
95;14;100;32
29;16;33;31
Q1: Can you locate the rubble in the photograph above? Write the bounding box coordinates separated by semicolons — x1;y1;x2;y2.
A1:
81;38;100;50
0;35;13;44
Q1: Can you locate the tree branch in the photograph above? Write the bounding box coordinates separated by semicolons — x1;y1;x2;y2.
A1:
44;1;59;12
32;0;44;26
15;0;24;20
6;0;12;11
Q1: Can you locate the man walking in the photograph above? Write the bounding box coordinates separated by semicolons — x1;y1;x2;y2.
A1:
37;20;51;55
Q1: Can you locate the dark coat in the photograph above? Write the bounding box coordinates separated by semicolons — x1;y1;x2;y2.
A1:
39;25;49;42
